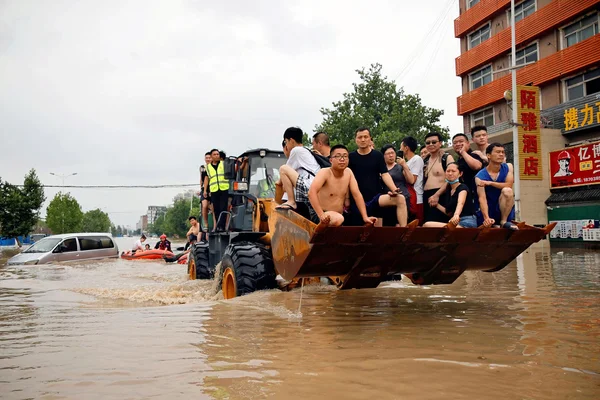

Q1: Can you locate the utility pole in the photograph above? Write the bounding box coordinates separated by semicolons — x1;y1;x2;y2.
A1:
510;0;521;221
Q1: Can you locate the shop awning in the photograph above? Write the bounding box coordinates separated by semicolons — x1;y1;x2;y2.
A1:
545;188;600;205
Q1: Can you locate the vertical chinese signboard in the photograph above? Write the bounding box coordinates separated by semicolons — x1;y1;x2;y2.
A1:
549;141;600;188
517;85;542;180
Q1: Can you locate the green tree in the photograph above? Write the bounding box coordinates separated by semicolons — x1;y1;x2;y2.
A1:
149;195;199;237
315;63;449;151
165;197;200;237
148;214;165;236
46;192;84;234
82;209;111;233
0;169;46;246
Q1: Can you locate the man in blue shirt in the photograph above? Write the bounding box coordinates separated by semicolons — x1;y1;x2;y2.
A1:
475;143;517;230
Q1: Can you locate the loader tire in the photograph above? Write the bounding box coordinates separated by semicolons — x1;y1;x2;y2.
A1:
220;242;277;299
188;243;211;280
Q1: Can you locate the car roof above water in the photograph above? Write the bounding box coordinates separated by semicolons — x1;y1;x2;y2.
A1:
43;233;114;240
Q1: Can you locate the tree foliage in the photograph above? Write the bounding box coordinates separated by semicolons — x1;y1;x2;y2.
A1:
46;192;84;234
0;169;46;245
82;209;111;233
315;63;449;151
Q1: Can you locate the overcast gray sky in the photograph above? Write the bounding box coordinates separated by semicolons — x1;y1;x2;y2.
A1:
0;0;461;227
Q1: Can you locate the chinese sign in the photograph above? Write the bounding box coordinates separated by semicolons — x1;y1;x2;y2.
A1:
563;101;600;133
549;220;600;241
549;141;600;188
517;85;543;180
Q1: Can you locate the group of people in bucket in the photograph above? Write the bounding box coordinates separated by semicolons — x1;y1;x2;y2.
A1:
132;123;517;256
276;125;517;230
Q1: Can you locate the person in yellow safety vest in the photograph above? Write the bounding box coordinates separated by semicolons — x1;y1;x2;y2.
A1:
257;169;278;198
205;148;230;231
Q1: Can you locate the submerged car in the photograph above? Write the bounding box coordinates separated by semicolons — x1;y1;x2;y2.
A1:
6;233;119;265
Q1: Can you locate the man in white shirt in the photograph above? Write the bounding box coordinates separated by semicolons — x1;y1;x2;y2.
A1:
132;234;146;252
401;136;424;224
276;127;321;211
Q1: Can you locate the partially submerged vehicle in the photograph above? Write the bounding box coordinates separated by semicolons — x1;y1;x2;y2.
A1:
7;233;119;265
188;148;555;299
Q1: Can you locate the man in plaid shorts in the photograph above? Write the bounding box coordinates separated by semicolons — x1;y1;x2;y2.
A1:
275;127;321;213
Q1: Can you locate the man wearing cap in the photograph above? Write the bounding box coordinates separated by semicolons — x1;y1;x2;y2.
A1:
154;234;172;252
554;151;573;177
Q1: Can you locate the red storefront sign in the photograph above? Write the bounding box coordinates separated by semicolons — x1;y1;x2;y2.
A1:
549;141;600;188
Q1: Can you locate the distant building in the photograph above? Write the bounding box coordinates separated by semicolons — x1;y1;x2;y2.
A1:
147;206;167;225
136;215;148;232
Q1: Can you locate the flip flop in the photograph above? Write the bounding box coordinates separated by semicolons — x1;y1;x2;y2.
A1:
502;222;519;231
276;203;297;211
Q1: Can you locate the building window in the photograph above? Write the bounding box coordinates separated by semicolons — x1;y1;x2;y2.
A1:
563;13;599;48
469;65;492;90
510;42;538;66
468;23;490;49
565;69;600;100
468;0;480;8
508;0;536;24
505;142;514;164
471;107;495;127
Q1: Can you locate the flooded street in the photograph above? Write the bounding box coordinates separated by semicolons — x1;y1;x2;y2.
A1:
1;239;599;399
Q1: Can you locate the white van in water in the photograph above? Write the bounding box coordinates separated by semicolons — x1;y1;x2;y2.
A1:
7;233;119;265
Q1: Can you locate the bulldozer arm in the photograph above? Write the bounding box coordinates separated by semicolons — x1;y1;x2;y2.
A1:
269;209;555;289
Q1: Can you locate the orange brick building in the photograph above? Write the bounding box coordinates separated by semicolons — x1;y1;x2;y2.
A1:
455;0;600;244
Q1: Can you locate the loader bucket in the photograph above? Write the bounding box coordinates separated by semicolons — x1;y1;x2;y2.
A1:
270;209;555;289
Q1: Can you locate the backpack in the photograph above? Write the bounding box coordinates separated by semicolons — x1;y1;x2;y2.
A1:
423;153;449;183
300;148;331;177
305;147;331;168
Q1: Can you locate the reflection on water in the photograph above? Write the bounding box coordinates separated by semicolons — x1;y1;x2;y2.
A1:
1;240;599;399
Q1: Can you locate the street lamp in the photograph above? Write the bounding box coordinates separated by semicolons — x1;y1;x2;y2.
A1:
50;172;78;186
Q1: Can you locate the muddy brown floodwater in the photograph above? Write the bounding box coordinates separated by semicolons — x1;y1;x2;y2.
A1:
1;238;599;399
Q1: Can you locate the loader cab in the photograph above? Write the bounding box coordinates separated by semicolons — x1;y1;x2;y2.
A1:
225;149;286;232
187;149;286;280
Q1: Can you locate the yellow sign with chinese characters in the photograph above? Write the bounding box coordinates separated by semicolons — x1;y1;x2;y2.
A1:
564;102;600;132
517;85;542;180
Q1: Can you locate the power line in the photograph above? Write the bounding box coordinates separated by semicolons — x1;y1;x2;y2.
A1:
393;0;457;83
15;184;199;189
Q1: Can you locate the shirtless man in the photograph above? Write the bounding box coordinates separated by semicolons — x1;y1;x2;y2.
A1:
423;132;454;223
308;144;377;227
186;216;200;248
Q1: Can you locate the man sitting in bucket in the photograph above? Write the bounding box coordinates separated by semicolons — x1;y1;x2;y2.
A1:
475;143;518;230
154;234;172;252
307;144;377;227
